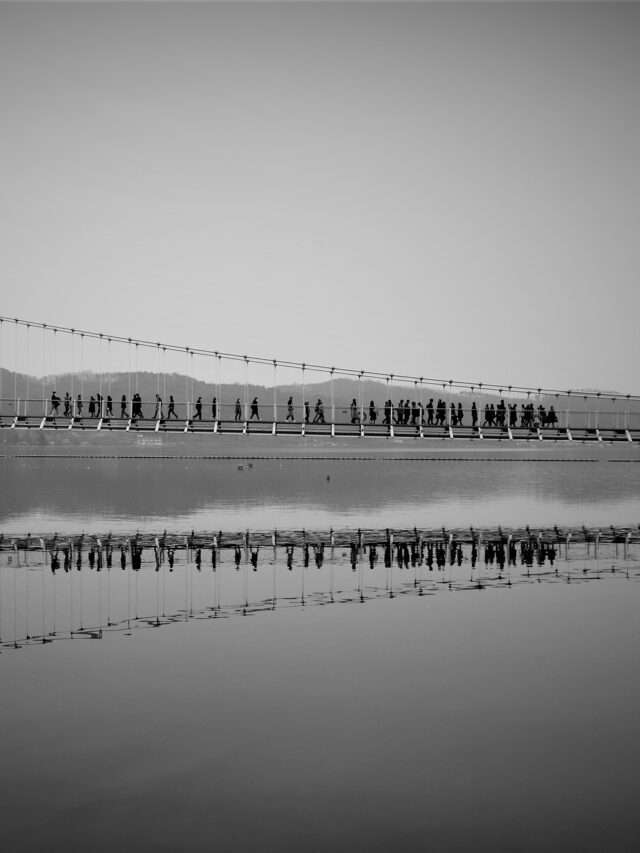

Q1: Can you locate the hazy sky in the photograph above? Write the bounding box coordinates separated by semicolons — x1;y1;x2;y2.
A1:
1;2;639;392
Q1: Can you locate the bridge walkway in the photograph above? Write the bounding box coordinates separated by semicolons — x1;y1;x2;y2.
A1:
1;414;638;442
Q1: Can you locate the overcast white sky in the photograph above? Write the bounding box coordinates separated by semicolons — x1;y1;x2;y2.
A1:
1;2;639;392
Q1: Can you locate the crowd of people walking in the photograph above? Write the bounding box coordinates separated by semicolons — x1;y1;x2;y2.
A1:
44;390;560;431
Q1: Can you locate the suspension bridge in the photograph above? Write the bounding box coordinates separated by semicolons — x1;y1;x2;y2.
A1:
1;315;639;444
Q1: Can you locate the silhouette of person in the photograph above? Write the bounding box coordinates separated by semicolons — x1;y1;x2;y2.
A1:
313;399;325;424
153;394;163;420
193;396;202;420
538;404;546;427
211;397;217;421
425;398;433;426
286;396;295;422
234;399;242;422
120;395;128;418
250;397;260;420
167;395;177;419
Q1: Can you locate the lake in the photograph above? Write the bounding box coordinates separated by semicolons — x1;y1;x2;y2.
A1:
1;448;640;851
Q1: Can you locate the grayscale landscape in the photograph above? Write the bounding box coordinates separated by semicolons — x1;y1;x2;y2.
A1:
1;3;639;852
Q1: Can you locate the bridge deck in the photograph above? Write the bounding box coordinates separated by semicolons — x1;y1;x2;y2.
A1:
1;415;637;442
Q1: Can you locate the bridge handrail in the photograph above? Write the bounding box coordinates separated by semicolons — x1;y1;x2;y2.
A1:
1;396;639;416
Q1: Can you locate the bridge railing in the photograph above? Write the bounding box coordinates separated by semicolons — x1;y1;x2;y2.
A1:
2;397;640;436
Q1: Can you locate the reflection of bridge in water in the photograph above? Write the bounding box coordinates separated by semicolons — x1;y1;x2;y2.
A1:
2;315;640;443
2;526;639;650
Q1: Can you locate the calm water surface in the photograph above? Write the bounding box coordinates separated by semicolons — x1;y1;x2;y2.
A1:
1;455;640;851
2;455;640;531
